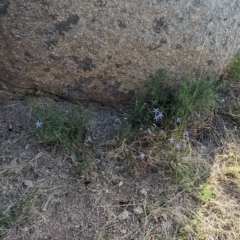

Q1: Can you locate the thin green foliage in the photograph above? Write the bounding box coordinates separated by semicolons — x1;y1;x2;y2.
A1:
28;98;92;156
131;71;223;129
0;211;10;238
127;71;224;164
0;189;36;238
73;159;93;176
131;70;168;126
172;76;223;122
225;52;240;79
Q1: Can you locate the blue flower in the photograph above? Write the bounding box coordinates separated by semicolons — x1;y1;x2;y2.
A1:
147;128;151;134
176;117;181;123
153;112;164;121
35;121;42;128
152;108;160;115
87;136;92;143
175;143;181;150
139;153;145;160
184;130;189;138
169;137;174;144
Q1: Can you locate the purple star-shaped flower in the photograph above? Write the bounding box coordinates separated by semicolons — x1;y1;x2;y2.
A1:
169;137;174;144
184;130;189;140
176;117;181;123
154;112;164;121
184;130;189;137
87;136;92;143
139;153;145;160
35;121;42;128
152;108;160;114
175;143;181;150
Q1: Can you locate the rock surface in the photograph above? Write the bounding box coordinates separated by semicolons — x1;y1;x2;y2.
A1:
0;0;240;104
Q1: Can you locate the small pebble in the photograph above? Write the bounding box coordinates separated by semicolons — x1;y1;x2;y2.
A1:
58;172;69;180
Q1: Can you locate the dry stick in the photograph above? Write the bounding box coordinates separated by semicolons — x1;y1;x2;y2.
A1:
9;135;24;145
16;152;44;173
1;101;24;109
3;202;16;215
44;184;68;192
187;37;208;122
195;37;207;72
95;202;143;208
98;220;118;238
143;195;150;236
33;207;49;223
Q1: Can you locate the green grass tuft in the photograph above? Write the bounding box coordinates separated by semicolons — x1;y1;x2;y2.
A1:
198;183;213;202
28;98;92;156
120;71;225;164
73;158;93;176
131;71;224;133
172;76;218;120
225;52;240;79
0;211;10;238
130;70;168;126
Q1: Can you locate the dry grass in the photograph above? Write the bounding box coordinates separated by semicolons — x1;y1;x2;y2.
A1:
1;130;237;240
99;84;240;239
183;143;240;240
101;124;211;239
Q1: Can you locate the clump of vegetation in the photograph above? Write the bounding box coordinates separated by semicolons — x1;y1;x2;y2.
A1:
131;70;168;126
28;97;92;157
198;183;213;202
132;70;222;128
225;52;240;79
127;70;224;160
73;158;93;176
0;189;36;238
106;70;226;239
171;76;221;121
0;211;10;238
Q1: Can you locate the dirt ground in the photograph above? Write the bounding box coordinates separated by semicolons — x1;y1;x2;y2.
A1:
0;85;240;240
